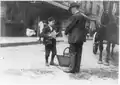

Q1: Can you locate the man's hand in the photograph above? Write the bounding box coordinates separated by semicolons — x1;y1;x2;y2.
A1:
89;16;97;21
47;33;52;39
90;18;96;21
81;13;97;21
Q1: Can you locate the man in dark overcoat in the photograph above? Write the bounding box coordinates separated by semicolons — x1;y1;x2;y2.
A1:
64;3;96;73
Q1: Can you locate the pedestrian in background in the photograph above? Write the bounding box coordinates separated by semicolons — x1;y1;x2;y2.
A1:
38;20;47;43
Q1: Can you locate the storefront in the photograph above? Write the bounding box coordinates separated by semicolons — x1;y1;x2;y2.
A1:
1;1;71;37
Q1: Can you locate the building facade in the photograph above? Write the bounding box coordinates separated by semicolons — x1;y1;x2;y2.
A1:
0;1;119;37
0;1;70;37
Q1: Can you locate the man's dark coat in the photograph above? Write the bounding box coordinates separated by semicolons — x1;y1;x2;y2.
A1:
65;12;87;44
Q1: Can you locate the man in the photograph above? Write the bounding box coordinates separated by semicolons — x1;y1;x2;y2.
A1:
40;17;57;66
64;3;96;73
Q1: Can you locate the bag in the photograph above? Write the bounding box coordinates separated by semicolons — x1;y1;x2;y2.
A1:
45;39;52;45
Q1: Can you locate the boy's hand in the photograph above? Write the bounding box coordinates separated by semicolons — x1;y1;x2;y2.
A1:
47;33;52;39
51;31;58;39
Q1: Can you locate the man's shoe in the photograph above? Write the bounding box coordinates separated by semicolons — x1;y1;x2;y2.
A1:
45;62;49;66
98;60;103;64
64;70;76;73
50;62;55;66
103;62;109;66
75;69;80;73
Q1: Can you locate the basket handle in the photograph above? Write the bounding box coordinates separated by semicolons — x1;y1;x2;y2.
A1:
63;47;70;56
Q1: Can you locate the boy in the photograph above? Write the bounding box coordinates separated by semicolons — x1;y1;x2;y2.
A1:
40;17;57;66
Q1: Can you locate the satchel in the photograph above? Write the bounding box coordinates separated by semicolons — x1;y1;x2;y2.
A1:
45;39;52;45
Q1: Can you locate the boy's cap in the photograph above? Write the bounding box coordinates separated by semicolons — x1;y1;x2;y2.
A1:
48;17;55;21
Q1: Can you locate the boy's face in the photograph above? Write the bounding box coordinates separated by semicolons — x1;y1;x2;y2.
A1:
49;20;55;26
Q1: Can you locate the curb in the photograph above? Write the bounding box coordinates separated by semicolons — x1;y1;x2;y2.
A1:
0;41;39;47
0;39;64;47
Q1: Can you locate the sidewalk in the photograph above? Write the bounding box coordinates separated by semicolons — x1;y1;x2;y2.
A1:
0;37;65;47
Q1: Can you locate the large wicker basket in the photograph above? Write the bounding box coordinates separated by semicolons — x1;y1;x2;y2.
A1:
57;47;70;67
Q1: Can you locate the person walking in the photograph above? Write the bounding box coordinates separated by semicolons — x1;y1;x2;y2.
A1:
64;3;96;73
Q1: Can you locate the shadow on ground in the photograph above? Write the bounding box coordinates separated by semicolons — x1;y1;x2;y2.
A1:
4;65;118;80
93;46;119;66
69;67;118;80
103;51;119;66
4;68;54;79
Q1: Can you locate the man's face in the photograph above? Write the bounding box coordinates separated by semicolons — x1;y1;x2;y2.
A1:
104;3;109;13
49;20;55;26
104;10;108;13
71;7;78;14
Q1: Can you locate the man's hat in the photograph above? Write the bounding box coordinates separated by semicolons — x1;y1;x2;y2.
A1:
68;3;80;12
